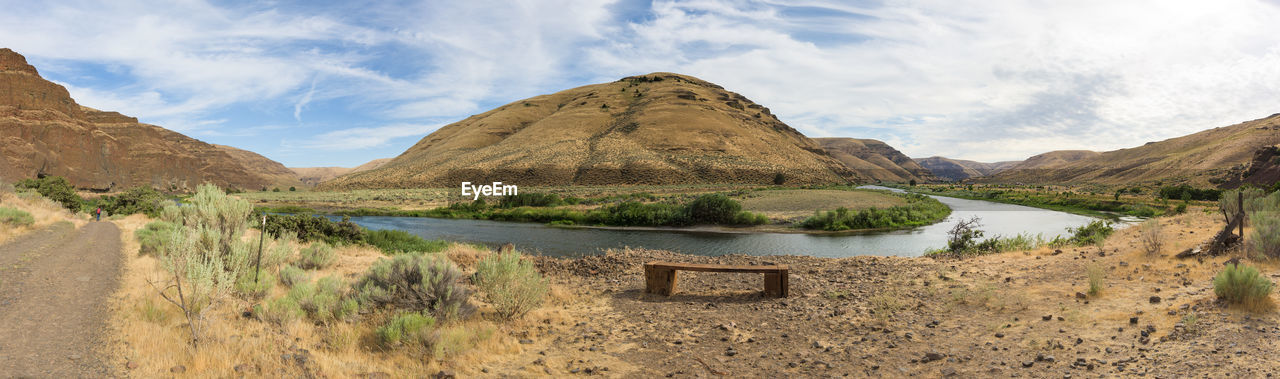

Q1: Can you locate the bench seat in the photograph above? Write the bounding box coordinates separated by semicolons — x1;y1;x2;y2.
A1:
644;261;789;298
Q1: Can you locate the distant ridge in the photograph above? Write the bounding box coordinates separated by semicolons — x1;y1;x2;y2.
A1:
913;157;1018;181
291;158;391;186
984;114;1280;187
815;138;935;183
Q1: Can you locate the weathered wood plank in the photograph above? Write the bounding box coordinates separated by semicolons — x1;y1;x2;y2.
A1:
644;261;789;298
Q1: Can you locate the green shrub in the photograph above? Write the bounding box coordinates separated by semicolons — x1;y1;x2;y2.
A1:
1248;209;1280;258
0;206;34;226
1158;184;1221;201
801;193;950;231
1065;220;1113;246
354;253;472;320
600;201;689;226
15;176;81;211
134;221;179;256
235;269;275;299
279;265;309;287
262;214;364;245
474;250;548;320
88;186;166;217
298;242;337;269
498;193;562;208
364;229;449;255
1213;264;1273;308
686;194;741;224
289;276;358;324
376;312;437;348
254;295;305;324
732;211;769;225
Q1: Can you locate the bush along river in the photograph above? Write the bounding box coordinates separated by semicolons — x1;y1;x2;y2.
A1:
337;186;1099;258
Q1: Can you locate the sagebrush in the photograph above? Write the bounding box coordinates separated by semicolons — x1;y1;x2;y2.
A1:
474;250;548;320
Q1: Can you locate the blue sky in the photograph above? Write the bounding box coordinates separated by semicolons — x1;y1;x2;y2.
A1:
2;0;1279;167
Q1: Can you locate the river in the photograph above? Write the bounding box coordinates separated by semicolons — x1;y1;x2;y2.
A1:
340;186;1100;258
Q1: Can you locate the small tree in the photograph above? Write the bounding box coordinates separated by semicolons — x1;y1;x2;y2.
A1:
149;225;235;345
946;217;983;254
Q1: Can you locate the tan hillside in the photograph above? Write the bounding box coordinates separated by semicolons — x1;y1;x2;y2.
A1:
914;156;1018;181
291;158;390;186
322;73;858;189
1005;150;1100;170
213;145;302;189
984;114;1280;186
814;138;934;183
0;48;298;191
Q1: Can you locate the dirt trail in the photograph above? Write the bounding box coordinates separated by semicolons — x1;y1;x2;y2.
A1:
0;221;122;377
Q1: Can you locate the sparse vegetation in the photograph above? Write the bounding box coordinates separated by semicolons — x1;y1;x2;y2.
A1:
1139;219;1163;256
1213;263;1273;310
289;276;359;324
85;186;167;217
473;250;548;320
1158;184;1221;201
1060;220;1114;247
234;269;275;299
0;206;34;226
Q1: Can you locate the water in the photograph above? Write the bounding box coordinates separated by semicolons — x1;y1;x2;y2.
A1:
344;186;1099;258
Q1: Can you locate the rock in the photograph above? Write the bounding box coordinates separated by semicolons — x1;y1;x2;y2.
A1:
1130;317;1139;324
1022;361;1034;368
1042;315;1053;321
519;339;534;344
170;365;186;374
725;349;737;357
234;364;256;373
1149;296;1161;304
921;351;945;363
125;361;138;370
995;333;1005;338
1075;292;1087;300
941;367;958;376
433;370;456;379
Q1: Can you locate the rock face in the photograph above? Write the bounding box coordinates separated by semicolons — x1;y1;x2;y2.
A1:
814;138;935;183
913;157;1018;181
0;48;299;191
322;73;858;189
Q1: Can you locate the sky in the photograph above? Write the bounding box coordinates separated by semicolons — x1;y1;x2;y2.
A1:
2;0;1279;167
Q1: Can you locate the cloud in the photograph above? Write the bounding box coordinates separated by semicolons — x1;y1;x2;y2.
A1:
6;0;1280;166
293;123;444;150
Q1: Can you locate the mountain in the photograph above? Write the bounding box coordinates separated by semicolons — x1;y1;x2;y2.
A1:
814;138;934;183
322;73;858;189
291;158;390;186
0;48;299;191
913;157;1019;181
984;114;1280;186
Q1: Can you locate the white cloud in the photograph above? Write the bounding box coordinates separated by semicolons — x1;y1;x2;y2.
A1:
6;0;1280;166
294;123;444;150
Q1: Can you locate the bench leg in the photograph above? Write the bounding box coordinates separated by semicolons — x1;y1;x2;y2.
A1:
764;271;788;298
645;266;678;296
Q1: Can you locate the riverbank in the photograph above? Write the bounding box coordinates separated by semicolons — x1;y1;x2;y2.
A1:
480;210;1280;377
887;184;1206;220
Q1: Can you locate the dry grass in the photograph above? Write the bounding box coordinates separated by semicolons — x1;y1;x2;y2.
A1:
105;217;576;377
0;189;84;244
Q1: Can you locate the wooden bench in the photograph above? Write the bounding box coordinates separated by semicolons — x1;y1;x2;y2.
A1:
644;261;789;298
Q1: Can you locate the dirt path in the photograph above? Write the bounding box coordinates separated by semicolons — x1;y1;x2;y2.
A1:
0;221;123;377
